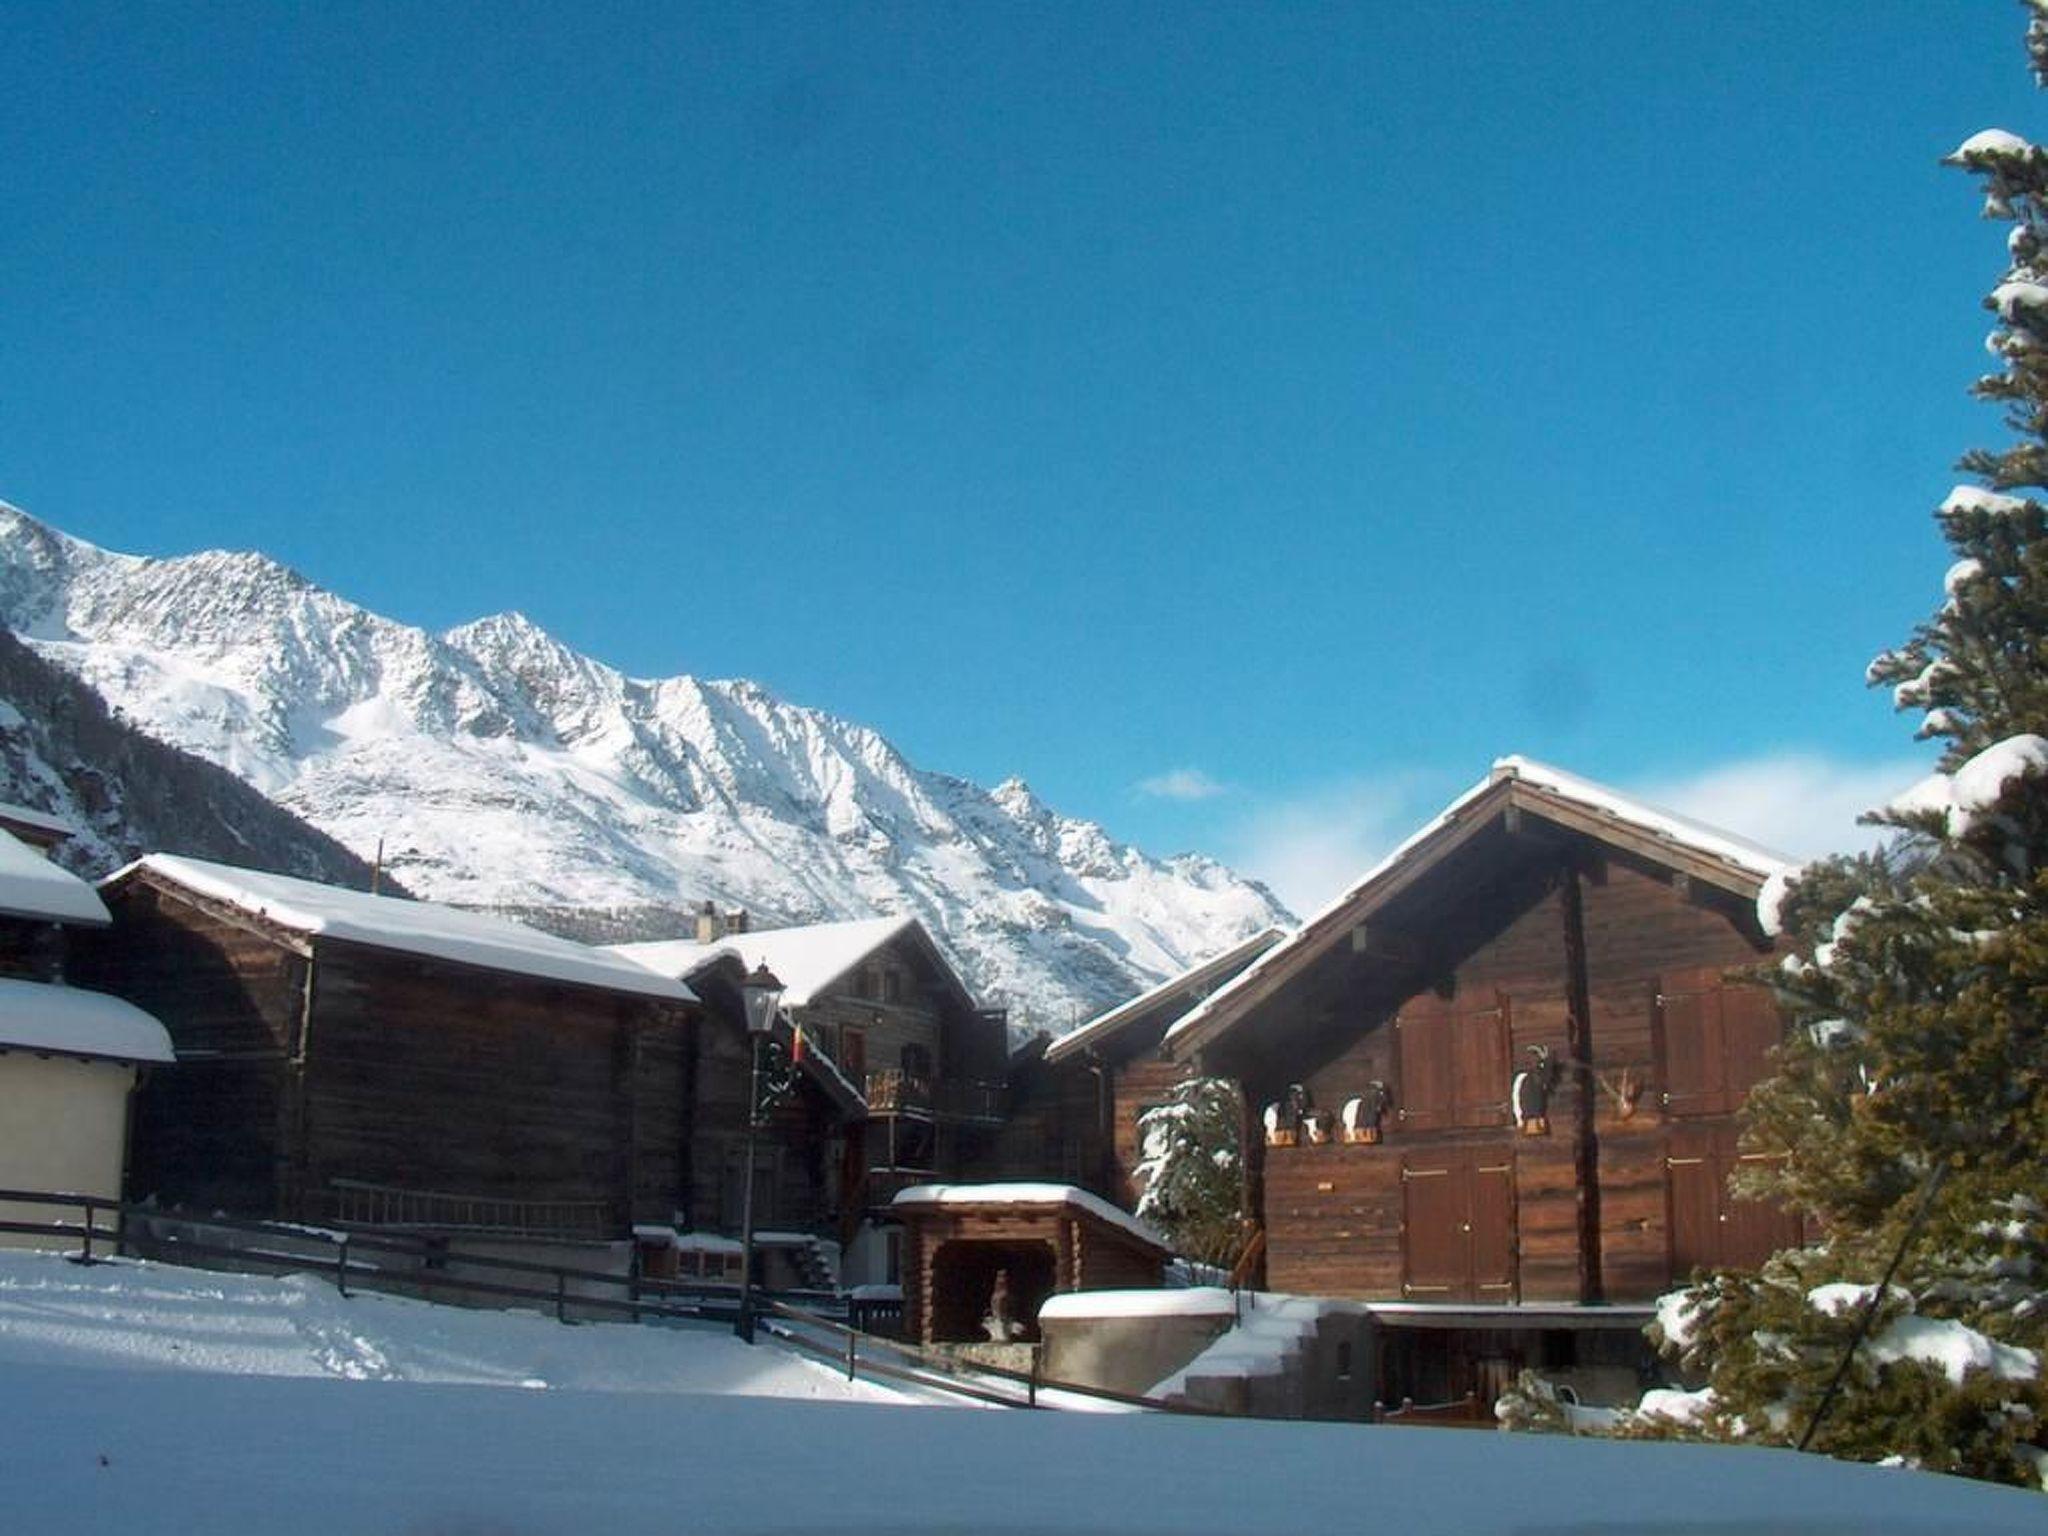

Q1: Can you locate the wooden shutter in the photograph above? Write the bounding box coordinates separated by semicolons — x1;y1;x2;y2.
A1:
1471;1161;1516;1296
1395;1000;1455;1131
1719;984;1783;1100
1657;972;1784;1118
1451;994;1511;1128
1657;973;1727;1117
1402;1161;1465;1294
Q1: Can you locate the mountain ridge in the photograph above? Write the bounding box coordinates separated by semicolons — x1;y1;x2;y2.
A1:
0;501;1292;1030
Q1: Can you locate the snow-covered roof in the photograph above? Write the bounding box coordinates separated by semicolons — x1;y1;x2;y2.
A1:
613;914;943;1009
1165;756;1793;1057
0;800;77;841
1045;929;1285;1065
0;829;108;927
891;1182;1169;1254
115;855;693;1003
1038;1286;1237;1321
0;977;174;1063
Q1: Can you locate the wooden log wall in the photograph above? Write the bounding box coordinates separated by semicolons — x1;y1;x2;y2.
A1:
77;881;309;1214
1245;841;1781;1306
294;942;689;1228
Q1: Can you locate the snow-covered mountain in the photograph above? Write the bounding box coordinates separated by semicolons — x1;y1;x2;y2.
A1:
0;502;1291;1031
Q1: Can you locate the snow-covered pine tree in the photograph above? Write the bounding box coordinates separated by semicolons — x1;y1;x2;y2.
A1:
1641;8;2048;1487
1133;1076;1246;1265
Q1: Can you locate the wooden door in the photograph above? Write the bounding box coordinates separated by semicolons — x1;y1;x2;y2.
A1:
1402;1152;1517;1301
1667;1125;1803;1275
840;1027;867;1091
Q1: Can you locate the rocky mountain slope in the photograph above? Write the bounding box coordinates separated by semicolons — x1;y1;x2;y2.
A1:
0;626;386;890
0;502;1290;1030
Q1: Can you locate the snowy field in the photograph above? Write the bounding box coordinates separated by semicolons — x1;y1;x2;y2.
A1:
1;1250;2041;1536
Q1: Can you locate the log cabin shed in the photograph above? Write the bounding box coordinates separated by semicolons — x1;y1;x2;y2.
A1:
1163;757;1802;1410
889;1182;1171;1346
0;820;175;1248
79;855;696;1242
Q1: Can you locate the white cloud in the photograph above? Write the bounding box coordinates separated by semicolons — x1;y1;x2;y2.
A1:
1135;767;1228;802
1224;751;1928;917
1629;752;1928;861
1223;772;1442;917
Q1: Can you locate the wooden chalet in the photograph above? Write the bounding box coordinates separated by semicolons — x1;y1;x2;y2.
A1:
1163;757;1802;1409
79;855;696;1245
0;816;174;1246
889;1182;1170;1346
613;910;1009;1289
985;929;1284;1208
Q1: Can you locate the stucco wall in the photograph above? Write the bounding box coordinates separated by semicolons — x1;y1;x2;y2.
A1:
0;1051;137;1249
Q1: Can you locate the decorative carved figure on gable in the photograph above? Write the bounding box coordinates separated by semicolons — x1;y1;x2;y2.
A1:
1512;1045;1563;1136
1341;1081;1392;1144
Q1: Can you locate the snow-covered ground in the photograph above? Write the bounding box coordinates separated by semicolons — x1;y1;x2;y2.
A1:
1;1249;2041;1535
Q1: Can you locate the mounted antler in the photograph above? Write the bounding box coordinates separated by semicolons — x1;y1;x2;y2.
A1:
1592;1063;1644;1121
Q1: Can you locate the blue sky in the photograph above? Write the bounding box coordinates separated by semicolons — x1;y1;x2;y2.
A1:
1;3;2034;910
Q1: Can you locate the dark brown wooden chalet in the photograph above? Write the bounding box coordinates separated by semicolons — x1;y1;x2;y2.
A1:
890;1183;1170;1345
1163;757;1802;1409
613;913;1009;1290
78;855;696;1244
986;929;1284;1208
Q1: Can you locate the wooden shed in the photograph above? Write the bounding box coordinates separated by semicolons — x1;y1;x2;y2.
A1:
79;855;695;1243
889;1182;1170;1346
1163;757;1803;1409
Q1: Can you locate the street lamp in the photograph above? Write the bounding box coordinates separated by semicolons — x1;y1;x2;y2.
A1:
735;962;795;1343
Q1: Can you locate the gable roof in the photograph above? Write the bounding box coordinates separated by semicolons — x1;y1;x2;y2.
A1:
1043;927;1286;1065
0;800;77;851
110;855;693;1003
0;829;108;927
612;914;974;1012
1163;756;1792;1060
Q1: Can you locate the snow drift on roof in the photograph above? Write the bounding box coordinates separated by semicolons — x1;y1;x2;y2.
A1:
891;1182;1168;1252
119;855;692;1002
0;977;174;1063
0;829;108;927
614;914;926;1007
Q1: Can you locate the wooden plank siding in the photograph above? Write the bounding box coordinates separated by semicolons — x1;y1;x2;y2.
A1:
81;877;693;1235
1214;829;1793;1307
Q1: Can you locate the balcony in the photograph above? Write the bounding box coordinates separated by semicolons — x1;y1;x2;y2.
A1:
863;1070;1005;1125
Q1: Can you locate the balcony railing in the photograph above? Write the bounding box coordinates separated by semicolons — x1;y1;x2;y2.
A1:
324;1179;616;1240
863;1071;1005;1124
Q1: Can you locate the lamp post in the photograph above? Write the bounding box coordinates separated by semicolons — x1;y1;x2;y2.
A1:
735;961;795;1343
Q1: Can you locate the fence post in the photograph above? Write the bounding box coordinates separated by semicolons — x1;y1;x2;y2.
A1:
1028;1347;1039;1409
336;1235;350;1299
846;1325;858;1381
78;1198;94;1264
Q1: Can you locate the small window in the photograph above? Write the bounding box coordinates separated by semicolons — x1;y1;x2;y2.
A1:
901;1042;933;1080
883;969;903;1004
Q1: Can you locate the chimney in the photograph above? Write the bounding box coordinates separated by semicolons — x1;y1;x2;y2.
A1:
725;908;749;935
694;900;724;944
